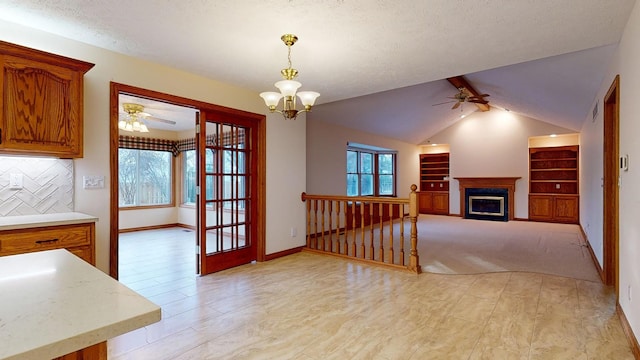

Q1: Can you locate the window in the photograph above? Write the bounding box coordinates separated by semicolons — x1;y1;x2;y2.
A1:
119;149;173;207
347;145;396;196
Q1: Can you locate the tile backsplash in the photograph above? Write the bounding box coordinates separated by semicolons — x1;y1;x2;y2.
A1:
0;157;74;216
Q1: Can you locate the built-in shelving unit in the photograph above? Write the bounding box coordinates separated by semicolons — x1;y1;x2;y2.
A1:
528;145;579;223
418;153;449;215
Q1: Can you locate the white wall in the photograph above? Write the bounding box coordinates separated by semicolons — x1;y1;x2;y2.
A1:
306;119;421;197
428;110;577;218
0;20;307;270
581;0;640;341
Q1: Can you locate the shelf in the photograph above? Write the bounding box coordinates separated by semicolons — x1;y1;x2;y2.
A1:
529;145;579;200
420;152;451;200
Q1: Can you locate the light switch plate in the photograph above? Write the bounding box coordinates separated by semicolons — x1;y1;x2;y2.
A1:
9;173;23;190
83;176;105;189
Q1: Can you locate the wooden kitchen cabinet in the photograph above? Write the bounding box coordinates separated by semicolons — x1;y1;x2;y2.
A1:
0;222;95;265
0;40;94;158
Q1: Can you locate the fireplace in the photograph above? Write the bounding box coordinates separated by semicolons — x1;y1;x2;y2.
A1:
455;177;521;221
465;188;508;221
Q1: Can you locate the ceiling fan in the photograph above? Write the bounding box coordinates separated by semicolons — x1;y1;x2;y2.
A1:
432;87;490;110
119;103;177;132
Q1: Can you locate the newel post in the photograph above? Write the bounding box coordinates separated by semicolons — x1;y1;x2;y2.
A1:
408;184;422;274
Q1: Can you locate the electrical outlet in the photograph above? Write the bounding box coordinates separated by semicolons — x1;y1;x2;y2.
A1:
629;285;632;302
290;227;297;238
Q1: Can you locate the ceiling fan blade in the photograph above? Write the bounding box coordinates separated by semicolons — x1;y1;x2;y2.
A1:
432;100;457;106
451;102;461;110
144;116;177;125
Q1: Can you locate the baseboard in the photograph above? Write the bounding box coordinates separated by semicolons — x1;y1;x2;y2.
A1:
579;224;605;282
617;303;640;359
119;223;185;233
264;246;304;261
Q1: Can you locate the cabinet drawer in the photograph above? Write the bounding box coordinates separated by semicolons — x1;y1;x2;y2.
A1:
0;224;91;256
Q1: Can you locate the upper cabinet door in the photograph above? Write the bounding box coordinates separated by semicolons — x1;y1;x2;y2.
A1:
0;41;94;158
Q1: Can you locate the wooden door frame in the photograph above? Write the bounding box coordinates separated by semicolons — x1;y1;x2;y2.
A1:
603;75;620;293
109;82;266;279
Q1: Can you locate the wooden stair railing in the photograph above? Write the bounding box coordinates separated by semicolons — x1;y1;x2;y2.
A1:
300;184;421;274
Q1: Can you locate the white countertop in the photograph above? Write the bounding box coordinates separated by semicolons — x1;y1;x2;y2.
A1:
0;212;98;231
0;249;161;360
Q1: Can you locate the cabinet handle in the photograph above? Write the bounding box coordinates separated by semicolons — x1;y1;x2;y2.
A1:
35;238;59;244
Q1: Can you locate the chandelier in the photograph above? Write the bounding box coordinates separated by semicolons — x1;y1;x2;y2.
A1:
119;103;149;132
260;34;320;120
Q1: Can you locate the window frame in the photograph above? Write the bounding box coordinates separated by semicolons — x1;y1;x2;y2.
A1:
347;146;397;197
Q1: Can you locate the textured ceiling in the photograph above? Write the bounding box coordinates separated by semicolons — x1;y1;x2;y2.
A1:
0;0;635;141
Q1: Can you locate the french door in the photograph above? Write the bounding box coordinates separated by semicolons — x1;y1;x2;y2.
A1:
196;110;258;275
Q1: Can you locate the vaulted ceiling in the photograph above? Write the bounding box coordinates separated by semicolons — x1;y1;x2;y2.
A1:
0;1;635;143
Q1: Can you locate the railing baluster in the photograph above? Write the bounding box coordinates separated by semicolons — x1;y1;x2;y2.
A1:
320;200;326;251
351;201;357;257
304;193;311;248
400;207;405;266
300;186;420;273
313;199;319;250
360;202;366;259
378;202;384;262
369;202;375;260
388;202;394;264
334;201;341;254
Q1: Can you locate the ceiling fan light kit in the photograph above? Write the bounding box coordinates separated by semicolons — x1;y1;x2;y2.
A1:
119;103;150;133
260;34;320;120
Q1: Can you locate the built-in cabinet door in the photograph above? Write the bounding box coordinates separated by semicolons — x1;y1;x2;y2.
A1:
529;194;578;223
529;195;554;221
418;192;433;213
553;195;579;223
432;193;449;215
419;192;448;215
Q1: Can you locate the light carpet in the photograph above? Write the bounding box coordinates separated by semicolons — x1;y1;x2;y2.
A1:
416;215;601;282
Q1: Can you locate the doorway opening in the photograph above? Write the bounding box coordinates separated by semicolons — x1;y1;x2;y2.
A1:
109;82;266;279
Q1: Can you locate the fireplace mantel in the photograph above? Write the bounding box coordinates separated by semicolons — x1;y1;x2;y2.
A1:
454;177;521;220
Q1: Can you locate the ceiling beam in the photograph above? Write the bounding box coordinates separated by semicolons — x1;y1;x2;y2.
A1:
446;76;490;112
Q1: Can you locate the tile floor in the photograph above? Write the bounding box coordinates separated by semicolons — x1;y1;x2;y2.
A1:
110;227;634;359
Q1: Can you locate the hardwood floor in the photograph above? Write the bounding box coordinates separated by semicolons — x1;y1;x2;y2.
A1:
110;227;634;359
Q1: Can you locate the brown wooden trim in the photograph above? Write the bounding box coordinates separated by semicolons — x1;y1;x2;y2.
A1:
579;224;604;282
264;246;305;261
110;82;267;278
603;75;620;294
617;303;640;359
118;223;185;233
